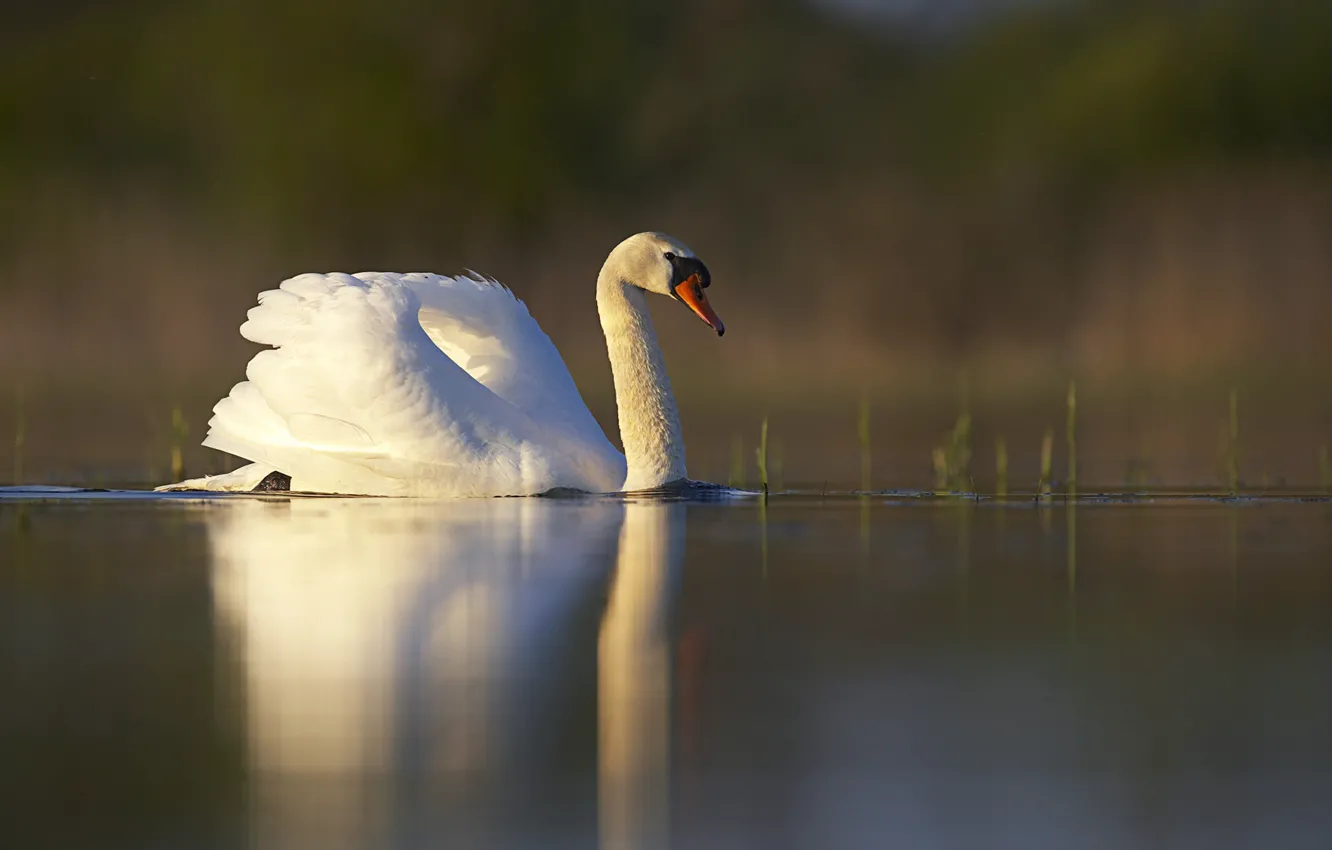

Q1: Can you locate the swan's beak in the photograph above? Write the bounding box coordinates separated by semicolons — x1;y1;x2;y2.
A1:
674;274;725;337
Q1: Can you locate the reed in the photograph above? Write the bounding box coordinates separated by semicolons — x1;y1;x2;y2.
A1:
936;373;974;494
934;411;973;493
1320;445;1330;493
755;415;769;499
12;383;25;485
170;405;189;483
953;412;974;491
1066;380;1077;497
932;447;948;494
1226;388;1239;495
857;397;871;492
1038;427;1054;498
995;436;1008;497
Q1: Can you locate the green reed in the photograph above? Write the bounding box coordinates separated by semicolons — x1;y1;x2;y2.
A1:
952;412;974;491
995;436;1008;498
933;412;973;494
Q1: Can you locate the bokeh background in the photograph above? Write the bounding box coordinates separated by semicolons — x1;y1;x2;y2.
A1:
3;0;1331;489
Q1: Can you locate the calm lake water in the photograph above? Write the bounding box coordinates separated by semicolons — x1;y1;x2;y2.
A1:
2;490;1331;850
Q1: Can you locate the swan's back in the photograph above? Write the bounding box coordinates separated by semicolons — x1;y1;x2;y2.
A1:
193;271;625;497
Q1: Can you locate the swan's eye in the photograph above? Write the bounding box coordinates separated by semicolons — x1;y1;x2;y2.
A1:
664;252;676;261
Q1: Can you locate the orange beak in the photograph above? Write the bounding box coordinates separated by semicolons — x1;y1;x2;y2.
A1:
673;274;725;336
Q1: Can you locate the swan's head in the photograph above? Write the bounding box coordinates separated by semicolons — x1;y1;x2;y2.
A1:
609;232;725;337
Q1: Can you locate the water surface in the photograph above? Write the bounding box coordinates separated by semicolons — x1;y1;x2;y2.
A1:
2;491;1330;849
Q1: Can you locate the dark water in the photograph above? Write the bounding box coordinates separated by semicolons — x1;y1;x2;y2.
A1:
2;490;1331;850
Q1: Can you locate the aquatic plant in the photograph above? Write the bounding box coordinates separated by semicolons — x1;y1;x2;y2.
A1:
933;374;975;495
932;447;948;493
952;412;974;491
995;436;1008;497
933;411;973;494
1320;445;1330;493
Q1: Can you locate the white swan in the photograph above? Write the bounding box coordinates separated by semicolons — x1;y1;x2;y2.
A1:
161;232;724;497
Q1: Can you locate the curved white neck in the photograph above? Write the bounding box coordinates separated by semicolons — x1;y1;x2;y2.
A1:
597;267;687;491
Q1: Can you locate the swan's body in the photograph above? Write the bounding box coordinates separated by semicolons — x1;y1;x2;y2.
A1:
161;232;724;497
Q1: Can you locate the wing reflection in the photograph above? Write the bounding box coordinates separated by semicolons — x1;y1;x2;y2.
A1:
207;496;685;850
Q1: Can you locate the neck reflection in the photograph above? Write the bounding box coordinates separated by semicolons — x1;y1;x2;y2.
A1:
599;501;686;850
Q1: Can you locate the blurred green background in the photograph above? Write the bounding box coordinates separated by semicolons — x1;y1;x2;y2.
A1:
2;0;1331;488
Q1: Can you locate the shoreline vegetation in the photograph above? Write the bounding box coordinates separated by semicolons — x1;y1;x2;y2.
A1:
4;376;1329;494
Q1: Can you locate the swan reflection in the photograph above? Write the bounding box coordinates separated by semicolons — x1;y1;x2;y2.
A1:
207;496;683;850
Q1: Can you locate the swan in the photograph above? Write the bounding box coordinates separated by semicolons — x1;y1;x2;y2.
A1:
160;231;725;497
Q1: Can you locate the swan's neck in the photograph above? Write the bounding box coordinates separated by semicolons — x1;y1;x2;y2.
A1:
597;270;687;491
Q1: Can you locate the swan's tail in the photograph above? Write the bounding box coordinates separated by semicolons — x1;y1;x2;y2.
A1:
163;274;416;496
155;377;293;492
155;461;276;492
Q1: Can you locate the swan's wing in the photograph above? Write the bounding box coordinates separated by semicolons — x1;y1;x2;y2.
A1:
199;273;624;496
390;272;615;453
